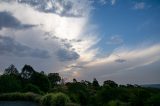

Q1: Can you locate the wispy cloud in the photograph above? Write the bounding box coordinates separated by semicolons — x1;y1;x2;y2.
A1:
133;2;145;10
133;2;150;10
111;0;116;5
69;44;160;84
106;35;123;45
99;0;116;5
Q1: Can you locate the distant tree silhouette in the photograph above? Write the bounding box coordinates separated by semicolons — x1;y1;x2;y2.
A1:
0;64;160;106
4;64;19;76
92;78;100;89
73;78;77;83
103;80;118;88
48;73;61;87
21;64;35;79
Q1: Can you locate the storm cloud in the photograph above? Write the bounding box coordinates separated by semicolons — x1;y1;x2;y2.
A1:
15;0;92;17
57;48;80;61
0;35;50;58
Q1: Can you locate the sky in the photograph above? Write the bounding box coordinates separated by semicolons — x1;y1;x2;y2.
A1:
0;0;160;84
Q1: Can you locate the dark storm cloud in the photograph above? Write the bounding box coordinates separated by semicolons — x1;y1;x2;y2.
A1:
0;11;35;30
57;48;80;61
0;35;50;58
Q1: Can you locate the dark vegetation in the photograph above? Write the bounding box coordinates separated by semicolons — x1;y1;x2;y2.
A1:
0;64;160;106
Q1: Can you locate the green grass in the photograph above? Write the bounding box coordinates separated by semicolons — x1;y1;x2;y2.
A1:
0;92;73;106
0;92;41;103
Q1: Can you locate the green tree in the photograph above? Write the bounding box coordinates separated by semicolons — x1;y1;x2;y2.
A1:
4;64;19;76
103;80;118;88
48;73;61;87
23;83;43;94
21;65;35;79
148;93;160;106
31;72;51;92
0;75;21;93
73;78;77;83
96;87;120;105
129;88;150;106
92;78;100;89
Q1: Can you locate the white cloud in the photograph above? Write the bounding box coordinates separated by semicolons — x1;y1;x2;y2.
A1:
111;0;116;5
106;35;123;45
99;0;107;5
0;0;99;74
134;2;145;10
4;0;93;17
68;44;160;84
99;0;116;5
133;2;150;10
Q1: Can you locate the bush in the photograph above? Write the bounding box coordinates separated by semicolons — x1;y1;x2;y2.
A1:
0;75;22;93
31;72;51;92
41;93;53;106
23;83;43;94
41;92;70;106
147;93;160;106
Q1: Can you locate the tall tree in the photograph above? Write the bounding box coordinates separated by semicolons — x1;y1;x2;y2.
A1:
92;78;100;89
4;64;19;76
48;73;61;87
21;64;35;79
73;78;77;83
31;72;51;92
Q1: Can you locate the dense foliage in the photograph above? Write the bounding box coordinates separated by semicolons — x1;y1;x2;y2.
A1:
0;64;160;106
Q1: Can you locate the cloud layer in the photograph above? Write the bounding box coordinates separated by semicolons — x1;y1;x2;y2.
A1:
73;44;160;84
0;35;50;58
0;11;34;30
0;0;159;84
3;0;92;17
0;0;98;74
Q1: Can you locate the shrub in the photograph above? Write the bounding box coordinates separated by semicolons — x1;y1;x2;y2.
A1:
41;93;53;106
147;93;160;106
0;75;22;93
23;83;43;94
41;92;70;106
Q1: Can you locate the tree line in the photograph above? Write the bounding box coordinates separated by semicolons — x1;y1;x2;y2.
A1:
0;64;160;106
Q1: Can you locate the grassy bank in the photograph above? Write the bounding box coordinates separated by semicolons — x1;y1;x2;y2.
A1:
0;92;79;106
0;92;41;103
